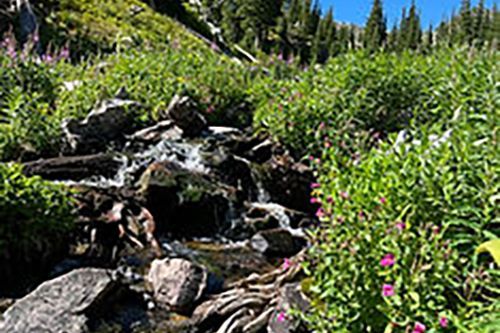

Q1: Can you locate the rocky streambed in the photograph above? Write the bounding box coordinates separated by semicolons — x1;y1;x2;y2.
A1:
0;93;316;333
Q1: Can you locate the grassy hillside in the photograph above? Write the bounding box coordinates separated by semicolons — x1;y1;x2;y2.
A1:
38;0;209;56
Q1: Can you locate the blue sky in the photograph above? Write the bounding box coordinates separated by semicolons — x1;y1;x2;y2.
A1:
320;0;499;27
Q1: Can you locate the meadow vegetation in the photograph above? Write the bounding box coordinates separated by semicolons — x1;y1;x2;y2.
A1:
0;0;498;331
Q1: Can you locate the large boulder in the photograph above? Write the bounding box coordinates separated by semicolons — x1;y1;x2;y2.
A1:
0;268;126;333
162;95;207;137
23;153;121;181
138;161;232;238
62;98;143;154
147;258;207;314
251;228;305;257
261;157;315;213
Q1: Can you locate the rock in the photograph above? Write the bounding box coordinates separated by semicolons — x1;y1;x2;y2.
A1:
62;98;143;154
262;158;315;213
162;95;207;137
18;0;38;45
268;283;310;333
251;229;304;257
245;139;275;163
147;258;207;314
128;120;183;144
245;202;311;229
23;153;121;181
139;161;232;238
0;268;126;333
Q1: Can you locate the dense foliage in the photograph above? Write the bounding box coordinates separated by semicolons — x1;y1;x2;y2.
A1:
0;163;75;253
255;50;499;332
0;1;498;331
0;33;260;161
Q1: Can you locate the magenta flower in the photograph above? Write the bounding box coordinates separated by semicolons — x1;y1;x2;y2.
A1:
380;253;395;267
340;191;349;200
358;211;365;220
326;196;334;204
382;284;395;297
311;183;320;189
310;197;320;204
412;322;426;333
318;122;326;130
282;258;292;270
276;311;286;322
325;141;332;148
308;155;315;161
379;197;387;204
395;222;407;231
315;158;321;164
439;316;448;328
315;208;325;218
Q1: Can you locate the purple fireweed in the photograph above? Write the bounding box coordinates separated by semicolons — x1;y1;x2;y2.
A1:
382;284;395;297
412;322;426;333
277;311;286;322
439;316;448;328
282;258;292;270
380;253;395;267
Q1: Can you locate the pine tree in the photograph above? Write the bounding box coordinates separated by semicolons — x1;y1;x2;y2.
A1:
398;7;408;50
459;0;473;46
424;24;433;52
407;1;422;50
363;0;387;52
387;22;399;52
473;0;485;48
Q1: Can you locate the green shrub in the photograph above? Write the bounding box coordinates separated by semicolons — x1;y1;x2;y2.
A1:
0;163;75;253
253;49;498;158
299;50;499;332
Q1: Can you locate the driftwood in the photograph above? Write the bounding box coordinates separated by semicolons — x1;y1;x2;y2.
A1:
191;250;309;333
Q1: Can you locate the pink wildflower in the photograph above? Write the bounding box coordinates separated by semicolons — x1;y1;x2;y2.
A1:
325;141;332;148
379;197;387;204
337;216;345;223
277;311;286;322
311;183;320;189
412;322;426;333
395;222;407;231
340;191;349;200
310;197;320;204
326;196;334;204
315;207;325;218
282;258;292;270
380;253;395;267
382;284;395;297
358;211;365;220
318;122;326;130
439;316;448;328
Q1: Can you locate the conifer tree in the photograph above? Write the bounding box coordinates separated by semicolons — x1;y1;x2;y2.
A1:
459;0;473;45
473;0;485;48
407;1;422;50
387;22;399;52
363;0;387;52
